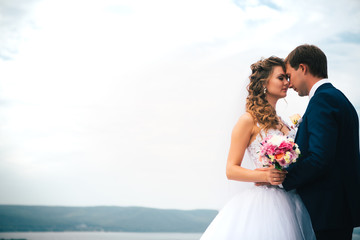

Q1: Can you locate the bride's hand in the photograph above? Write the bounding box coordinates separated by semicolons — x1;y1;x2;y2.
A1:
255;166;287;185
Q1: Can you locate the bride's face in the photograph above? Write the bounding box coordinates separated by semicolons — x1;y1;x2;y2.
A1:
265;66;289;99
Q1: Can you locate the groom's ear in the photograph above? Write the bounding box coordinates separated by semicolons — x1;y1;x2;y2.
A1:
299;63;308;75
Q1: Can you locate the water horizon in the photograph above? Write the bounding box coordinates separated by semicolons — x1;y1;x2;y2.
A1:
0;231;203;240
1;230;359;240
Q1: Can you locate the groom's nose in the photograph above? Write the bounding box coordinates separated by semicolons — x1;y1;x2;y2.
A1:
288;80;293;88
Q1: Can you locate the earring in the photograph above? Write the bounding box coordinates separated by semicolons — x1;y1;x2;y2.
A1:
264;87;267;94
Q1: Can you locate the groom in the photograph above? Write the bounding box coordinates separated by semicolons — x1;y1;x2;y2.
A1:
282;44;360;240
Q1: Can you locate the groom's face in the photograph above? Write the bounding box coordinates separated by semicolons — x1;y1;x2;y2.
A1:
286;63;308;96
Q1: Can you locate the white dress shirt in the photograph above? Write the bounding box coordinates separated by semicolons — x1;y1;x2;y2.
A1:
309;79;330;100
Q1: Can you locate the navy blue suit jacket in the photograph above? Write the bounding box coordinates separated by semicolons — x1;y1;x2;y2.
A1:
283;83;360;231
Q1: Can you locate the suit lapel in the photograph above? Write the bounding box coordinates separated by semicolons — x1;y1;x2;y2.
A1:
294;122;301;142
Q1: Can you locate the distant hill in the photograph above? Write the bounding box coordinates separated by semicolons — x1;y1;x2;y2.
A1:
0;205;218;232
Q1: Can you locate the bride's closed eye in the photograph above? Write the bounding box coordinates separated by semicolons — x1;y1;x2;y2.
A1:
278;75;286;81
277;74;290;83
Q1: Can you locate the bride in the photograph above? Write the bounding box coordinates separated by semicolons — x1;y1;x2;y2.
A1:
200;57;316;239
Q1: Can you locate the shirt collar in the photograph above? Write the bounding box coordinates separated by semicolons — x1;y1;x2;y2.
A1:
309;79;329;100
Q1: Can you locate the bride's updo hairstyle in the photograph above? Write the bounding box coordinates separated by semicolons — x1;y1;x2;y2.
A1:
246;56;285;130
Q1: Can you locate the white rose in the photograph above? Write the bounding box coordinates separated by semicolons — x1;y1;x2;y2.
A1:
269;135;285;146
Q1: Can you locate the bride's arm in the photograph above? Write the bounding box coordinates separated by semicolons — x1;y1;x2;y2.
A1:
226;113;286;185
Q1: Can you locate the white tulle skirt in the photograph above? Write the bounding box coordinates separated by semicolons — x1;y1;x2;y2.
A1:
200;185;316;240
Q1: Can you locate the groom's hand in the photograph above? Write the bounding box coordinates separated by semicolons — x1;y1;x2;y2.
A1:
254;166;287;185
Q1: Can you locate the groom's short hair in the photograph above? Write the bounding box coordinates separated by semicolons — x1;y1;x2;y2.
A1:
285;44;328;79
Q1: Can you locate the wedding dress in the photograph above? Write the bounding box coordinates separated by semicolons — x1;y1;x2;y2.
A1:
200;127;316;240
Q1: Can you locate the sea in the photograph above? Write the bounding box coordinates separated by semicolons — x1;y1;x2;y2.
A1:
0;232;202;240
0;230;359;240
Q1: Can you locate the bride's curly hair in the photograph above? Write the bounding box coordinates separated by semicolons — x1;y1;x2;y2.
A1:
246;56;286;130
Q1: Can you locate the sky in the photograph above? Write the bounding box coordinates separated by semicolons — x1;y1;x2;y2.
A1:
0;0;360;210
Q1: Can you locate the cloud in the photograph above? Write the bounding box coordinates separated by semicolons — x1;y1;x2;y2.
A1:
234;0;281;10
0;0;360;210
336;32;360;44
0;0;40;60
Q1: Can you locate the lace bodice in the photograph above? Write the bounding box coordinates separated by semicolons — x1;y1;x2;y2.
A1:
247;127;297;168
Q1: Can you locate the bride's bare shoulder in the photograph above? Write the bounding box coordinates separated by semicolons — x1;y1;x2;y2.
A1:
240;112;255;122
239;112;256;125
232;112;256;134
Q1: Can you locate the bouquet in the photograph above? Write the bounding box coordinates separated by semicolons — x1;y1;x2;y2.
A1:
259;135;300;170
